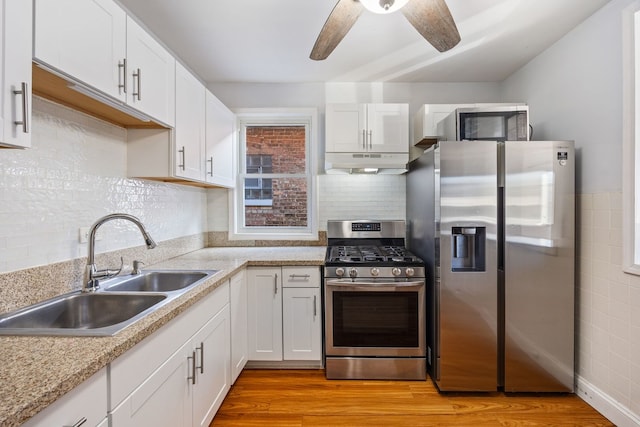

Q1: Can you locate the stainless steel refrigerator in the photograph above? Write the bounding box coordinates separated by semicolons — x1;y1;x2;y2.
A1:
407;140;575;392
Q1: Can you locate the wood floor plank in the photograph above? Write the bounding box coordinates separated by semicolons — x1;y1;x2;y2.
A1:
211;369;614;426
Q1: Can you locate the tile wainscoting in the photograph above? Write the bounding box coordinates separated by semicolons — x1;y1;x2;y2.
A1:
577;192;640;425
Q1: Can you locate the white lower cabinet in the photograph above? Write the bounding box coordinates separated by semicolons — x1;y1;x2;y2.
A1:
110;281;231;427
247;266;321;364
110;340;192;427
283;287;321;361
192;304;231;427
21;368;107;427
247;267;283;361
230;269;248;383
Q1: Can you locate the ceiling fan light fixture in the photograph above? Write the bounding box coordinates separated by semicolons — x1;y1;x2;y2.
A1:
359;0;409;14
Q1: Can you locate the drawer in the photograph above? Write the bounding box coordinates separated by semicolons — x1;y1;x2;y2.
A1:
282;266;319;288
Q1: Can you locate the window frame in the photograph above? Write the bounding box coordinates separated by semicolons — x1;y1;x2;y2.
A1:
623;2;640;274
229;108;319;241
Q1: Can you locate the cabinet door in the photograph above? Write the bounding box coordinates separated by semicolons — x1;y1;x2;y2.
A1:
111;341;192;427
174;62;205;181
325;103;366;153
367;103;409;153
205;90;236;188
0;0;32;148
282;287;322;361
192;304;231;427
126;16;175;126
22;368;107;427
247;267;283;361
230;270;248;383
33;0;126;101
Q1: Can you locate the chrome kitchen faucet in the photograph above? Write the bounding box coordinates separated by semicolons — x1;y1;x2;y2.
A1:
83;213;157;292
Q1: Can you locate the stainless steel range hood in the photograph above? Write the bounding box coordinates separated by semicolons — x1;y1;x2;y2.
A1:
324;152;409;175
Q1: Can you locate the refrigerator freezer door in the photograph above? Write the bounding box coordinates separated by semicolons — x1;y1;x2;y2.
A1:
437;141;499;391
503;140;575;392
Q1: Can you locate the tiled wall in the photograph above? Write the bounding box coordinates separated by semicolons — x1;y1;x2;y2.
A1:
577;192;640;419
0;97;208;274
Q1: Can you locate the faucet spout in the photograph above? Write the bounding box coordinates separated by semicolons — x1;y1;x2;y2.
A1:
83;213;156;292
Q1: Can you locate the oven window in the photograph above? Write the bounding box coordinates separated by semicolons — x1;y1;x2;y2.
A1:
332;291;419;347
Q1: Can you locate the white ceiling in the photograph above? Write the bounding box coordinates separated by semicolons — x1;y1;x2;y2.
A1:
117;0;611;84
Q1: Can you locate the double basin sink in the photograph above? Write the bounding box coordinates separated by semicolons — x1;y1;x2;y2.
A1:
0;270;219;337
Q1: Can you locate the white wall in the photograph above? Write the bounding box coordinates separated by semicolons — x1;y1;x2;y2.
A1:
0;97;208;273
503;1;640;425
502;0;624;194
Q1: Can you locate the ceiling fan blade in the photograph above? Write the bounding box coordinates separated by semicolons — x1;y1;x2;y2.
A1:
310;0;364;60
402;0;460;52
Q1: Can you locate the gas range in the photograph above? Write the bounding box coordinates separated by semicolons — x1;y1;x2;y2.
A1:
324;220;425;279
323;220;427;380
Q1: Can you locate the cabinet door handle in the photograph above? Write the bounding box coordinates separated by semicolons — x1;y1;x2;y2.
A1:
133;68;142;100
13;82;29;134
207;156;214;176
368;130;372;149
274;273;278;295
118;58;127;94
313;295;317;318
187;350;196;385
196;343;204;374
63;417;87;427
178;146;186;170
362;129;366;150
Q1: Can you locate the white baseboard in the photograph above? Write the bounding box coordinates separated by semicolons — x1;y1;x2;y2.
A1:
576;376;640;427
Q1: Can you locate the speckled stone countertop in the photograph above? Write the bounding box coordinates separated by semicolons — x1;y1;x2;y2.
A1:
0;246;326;427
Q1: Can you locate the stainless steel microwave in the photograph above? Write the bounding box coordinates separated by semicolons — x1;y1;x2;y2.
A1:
439;105;529;141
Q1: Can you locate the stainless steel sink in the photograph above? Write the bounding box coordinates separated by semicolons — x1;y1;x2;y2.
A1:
0;293;168;336
102;270;218;293
0;269;219;336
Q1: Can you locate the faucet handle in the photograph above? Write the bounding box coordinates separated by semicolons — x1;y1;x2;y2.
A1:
95;256;124;279
132;260;145;275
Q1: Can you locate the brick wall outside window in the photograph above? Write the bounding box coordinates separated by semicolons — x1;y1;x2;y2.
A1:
245;126;307;227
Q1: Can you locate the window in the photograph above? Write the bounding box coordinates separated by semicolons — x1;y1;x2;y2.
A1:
623;3;640;274
245;154;273;206
231;109;318;240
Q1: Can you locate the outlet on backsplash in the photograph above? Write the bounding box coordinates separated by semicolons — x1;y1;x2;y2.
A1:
78;227;104;244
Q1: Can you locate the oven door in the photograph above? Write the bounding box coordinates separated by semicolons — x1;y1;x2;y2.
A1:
325;279;425;357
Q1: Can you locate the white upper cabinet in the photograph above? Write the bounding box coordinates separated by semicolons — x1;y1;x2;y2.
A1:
205;90;236;188
174;62;206;181
0;0;32;148
326;103;409;154
125;16;175;126
34;0;127;102
34;0;175;126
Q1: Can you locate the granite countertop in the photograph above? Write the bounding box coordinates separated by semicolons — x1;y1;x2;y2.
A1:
0;246;326;427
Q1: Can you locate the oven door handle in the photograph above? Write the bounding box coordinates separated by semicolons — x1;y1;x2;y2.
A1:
325;279;425;289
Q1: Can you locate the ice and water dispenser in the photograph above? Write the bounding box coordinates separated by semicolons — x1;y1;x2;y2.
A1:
451;227;486;271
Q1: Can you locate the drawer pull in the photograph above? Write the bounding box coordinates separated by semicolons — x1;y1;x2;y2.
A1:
187;350;196;384
274;273;278;295
196;343;204;374
289;274;310;279
13;82;29;133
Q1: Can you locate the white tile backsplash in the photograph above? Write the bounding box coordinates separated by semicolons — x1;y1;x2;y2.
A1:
0;97;207;273
579;191;640;416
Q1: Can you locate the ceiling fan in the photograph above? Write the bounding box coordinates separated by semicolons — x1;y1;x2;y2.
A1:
310;0;461;60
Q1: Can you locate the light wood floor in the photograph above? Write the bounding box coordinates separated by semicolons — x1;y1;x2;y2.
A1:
211;369;614;426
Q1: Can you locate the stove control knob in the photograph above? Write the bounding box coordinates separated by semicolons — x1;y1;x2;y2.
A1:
335;267;345;278
349;268;358;278
405;267;415;278
392;267;402;277
370;267;380;277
